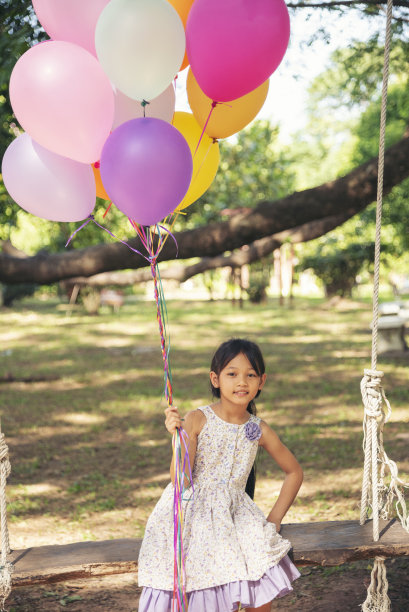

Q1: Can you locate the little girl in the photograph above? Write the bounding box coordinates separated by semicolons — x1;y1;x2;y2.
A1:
138;338;303;611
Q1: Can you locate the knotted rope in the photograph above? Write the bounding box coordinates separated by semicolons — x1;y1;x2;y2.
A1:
359;0;409;608
361;557;391;612
0;432;13;611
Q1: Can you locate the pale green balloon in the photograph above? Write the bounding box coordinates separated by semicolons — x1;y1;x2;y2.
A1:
95;0;185;102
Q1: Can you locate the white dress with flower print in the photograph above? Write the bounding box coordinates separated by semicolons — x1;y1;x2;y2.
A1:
138;405;292;592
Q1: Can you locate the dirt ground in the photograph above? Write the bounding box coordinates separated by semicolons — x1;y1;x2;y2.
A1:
7;558;409;611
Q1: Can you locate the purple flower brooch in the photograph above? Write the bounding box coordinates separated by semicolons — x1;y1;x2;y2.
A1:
244;421;262;442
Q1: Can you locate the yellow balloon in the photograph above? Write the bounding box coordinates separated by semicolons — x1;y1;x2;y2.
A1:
187;68;269;139
172;111;220;210
92;163;110;200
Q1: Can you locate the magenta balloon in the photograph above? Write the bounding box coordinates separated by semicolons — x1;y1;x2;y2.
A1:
1;133;96;222
9;41;114;163
186;0;290;102
100;118;193;226
32;0;111;56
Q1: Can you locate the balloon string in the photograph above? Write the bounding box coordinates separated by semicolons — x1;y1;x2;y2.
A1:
153;215;180;255
193;101;218;158
141;99;150;118
65;216;93;247
172;426;193;612
192;138;215;184
143;227;190;612
103;202;112;218
67;211;189;611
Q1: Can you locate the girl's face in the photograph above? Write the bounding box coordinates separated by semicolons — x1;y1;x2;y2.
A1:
210;352;266;408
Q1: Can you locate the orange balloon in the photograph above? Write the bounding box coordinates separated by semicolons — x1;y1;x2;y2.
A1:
92;162;110;200
187;68;269;139
168;0;194;71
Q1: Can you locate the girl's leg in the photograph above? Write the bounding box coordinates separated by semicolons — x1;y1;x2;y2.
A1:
245;603;272;612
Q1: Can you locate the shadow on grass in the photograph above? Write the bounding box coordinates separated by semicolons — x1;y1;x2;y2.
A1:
1;297;408;536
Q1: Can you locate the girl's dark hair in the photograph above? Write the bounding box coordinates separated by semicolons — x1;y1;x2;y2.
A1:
210;338;265;500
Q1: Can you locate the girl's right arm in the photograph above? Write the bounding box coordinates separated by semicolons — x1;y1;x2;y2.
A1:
165;407;205;485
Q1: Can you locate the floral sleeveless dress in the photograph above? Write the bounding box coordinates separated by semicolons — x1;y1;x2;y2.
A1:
138;406;300;611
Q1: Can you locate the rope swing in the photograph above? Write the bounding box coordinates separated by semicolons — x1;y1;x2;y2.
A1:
360;0;409;608
0;430;13;612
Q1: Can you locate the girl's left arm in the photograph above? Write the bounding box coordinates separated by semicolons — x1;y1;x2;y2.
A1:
259;420;303;531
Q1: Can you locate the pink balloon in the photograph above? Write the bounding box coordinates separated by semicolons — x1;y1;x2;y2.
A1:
112;84;176;131
1;133;96;222
32;0;110;57
100;118;193;226
186;0;290;102
9;41;114;163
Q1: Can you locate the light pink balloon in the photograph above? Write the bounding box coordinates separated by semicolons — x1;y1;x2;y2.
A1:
9;41;114;163
186;0;290;102
112;84;176;130
32;0;110;57
1;133;96;222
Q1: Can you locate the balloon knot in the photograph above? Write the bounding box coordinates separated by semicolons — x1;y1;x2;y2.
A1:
94;161;100;169
211;100;218;108
141;100;150;108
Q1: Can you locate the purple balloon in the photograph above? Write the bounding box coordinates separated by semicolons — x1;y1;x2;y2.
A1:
100;118;193;226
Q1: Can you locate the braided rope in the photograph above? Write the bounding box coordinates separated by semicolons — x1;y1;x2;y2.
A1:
369;0;393;371
0;433;13;611
358;0;409;608
361;557;391;612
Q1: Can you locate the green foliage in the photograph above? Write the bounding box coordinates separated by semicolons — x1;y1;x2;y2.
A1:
0;0;44;158
177;120;297;229
300;240;376;297
1;281;37;306
246;259;272;304
296;40;409;287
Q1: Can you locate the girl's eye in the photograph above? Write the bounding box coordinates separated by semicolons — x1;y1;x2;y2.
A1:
227;372;236;376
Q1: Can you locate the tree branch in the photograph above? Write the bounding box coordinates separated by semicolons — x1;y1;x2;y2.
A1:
287;0;409;9
62;213;351;288
1;129;408;285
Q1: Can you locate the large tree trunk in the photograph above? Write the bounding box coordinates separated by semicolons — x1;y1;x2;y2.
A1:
1;129;409;285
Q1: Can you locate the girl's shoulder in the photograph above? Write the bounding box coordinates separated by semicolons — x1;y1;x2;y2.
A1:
183;407;207;436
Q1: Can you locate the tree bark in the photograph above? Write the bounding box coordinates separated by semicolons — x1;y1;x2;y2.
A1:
60;213;350;288
1;130;409;285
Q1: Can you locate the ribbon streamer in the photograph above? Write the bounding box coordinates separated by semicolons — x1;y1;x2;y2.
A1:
66;213;191;610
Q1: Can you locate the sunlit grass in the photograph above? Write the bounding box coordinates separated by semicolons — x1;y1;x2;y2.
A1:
1;295;408;548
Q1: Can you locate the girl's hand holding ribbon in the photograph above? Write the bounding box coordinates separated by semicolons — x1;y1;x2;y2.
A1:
165;406;183;434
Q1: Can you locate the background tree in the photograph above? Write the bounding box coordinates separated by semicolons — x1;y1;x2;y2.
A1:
297;38;409;294
1;0;409;286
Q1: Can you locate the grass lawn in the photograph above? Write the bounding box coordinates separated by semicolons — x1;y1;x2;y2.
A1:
1;294;408;551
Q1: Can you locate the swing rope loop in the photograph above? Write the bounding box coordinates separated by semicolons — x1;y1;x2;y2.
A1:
0;433;13;611
359;0;409;609
369;0;394;372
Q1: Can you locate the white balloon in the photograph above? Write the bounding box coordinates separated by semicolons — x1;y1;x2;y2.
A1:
112;84;176;130
95;0;185;101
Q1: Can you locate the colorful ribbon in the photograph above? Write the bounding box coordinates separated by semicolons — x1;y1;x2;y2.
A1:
67;211;192;611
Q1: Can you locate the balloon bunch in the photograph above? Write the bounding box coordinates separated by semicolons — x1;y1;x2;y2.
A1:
2;0;290;227
2;1;290;609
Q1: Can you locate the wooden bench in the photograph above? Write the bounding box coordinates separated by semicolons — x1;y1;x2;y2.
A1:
9;519;409;587
378;301;402;317
100;289;124;312
374;315;407;353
